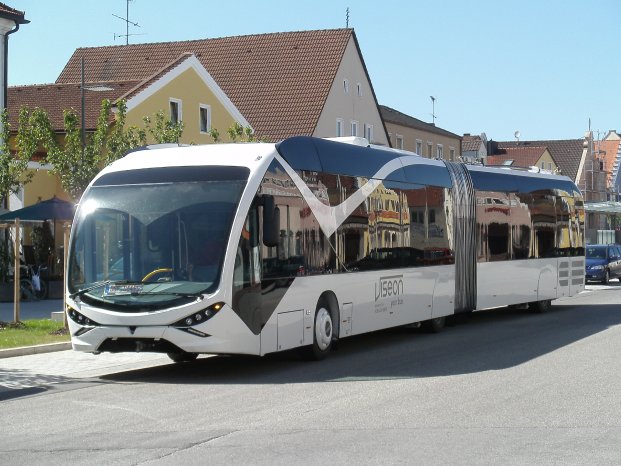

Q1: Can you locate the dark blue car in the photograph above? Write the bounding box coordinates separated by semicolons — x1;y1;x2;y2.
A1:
585;244;621;284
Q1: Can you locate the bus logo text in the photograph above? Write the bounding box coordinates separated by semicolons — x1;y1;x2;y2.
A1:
375;275;404;302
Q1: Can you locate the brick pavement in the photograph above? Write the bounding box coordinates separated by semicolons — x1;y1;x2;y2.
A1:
0;349;170;395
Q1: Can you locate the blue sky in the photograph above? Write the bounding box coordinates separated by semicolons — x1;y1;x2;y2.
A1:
6;0;620;141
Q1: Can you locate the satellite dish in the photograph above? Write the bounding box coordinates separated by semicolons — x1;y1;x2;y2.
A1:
514;130;521;139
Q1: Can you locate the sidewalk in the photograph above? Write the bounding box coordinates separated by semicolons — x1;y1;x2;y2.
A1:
0;349;170;395
0;298;64;322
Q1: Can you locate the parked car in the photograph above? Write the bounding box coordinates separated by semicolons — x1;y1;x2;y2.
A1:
585;244;621;284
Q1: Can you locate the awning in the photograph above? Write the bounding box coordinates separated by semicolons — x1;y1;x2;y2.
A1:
584;201;621;214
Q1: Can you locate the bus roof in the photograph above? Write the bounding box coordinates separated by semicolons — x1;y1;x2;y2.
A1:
91;142;277;186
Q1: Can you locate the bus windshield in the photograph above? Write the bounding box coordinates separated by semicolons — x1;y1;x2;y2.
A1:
68;173;247;307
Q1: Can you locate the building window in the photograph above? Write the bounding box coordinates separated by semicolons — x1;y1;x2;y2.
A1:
437;144;444;159
351;120;358;137
343;79;349;94
396;134;404;150
541;161;545;169
199;104;211;134
364;123;373;142
416;139;423;155
450;147;455;161
357;83;362;97
548;162;552;170
336;118;344;137
169;98;182;124
427;142;433;158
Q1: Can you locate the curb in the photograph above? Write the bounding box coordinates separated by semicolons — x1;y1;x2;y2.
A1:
0;341;72;359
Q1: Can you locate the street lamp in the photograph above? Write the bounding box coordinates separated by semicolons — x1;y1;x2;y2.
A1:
80;57;111;151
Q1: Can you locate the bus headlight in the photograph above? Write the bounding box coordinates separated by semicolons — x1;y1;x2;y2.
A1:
67;306;100;337
67;307;100;327
173;302;223;328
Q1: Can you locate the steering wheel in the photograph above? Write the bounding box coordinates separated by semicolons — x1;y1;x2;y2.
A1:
141;268;173;282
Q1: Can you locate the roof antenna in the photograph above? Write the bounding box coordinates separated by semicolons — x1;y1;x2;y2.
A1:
430;96;436;125
514;130;520;145
113;0;143;45
346;7;350;28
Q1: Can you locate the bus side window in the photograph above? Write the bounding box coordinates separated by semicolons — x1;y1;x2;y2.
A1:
233;208;260;291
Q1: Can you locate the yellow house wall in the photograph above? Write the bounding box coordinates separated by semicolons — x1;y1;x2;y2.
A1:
535;150;558;172
124;68;242;144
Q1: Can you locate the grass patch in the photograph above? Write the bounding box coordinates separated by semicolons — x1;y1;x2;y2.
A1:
0;319;69;349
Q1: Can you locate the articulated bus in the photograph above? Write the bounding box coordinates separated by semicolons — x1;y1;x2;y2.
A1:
66;136;585;361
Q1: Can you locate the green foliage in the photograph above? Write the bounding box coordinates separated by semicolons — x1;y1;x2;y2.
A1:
31;221;54;266
208;127;220;143
0;109;36;204
0;240;12;283
142;110;184;144
15;99;184;201
0;319;69;348
215;122;262;143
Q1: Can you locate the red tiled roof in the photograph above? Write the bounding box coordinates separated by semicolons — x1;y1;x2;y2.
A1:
56;29;354;141
487;146;548;168
0;2;27;22
379;105;461;139
495;140;584;182
8;81;141;131
462;135;483;152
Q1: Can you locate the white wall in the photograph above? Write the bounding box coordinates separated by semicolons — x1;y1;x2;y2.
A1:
313;37;388;146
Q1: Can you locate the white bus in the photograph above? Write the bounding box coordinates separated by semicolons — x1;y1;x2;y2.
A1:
66;136;585;361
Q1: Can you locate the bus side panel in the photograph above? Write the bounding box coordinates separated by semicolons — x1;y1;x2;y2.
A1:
431;264;456;319
476;259;556;310
259;266;452;355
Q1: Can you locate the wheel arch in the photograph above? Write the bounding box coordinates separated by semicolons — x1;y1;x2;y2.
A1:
316;290;340;340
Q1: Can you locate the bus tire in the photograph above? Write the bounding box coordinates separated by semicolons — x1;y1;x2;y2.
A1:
529;299;551;313
167;351;199;363
302;306;334;360
422;316;446;333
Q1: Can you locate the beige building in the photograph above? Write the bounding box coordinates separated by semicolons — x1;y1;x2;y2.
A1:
58;29;389;145
379;105;461;160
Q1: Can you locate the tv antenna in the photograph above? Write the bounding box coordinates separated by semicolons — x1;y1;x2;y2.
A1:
514;130;520;144
113;0;143;45
430;96;436;125
346;7;350;28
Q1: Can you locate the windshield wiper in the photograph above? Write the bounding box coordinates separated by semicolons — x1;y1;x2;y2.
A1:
69;280;134;299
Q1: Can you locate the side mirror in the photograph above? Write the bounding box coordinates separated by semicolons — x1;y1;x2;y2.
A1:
262;195;280;247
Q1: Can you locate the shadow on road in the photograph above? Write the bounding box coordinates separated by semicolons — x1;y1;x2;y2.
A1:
101;301;621;385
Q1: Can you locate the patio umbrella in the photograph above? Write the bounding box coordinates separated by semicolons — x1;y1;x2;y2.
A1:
0;196;75;322
0;196;75;222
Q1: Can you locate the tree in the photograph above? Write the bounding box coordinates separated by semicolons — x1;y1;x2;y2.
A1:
0;108;36;207
16;99;184;201
142;110;184;144
210;121;262;143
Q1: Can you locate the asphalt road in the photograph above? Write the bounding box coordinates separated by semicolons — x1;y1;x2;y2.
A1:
1;284;620;465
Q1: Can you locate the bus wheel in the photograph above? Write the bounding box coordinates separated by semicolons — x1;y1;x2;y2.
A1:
302;307;333;360
529;299;551;313
167;351;199;363
422;316;446;333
